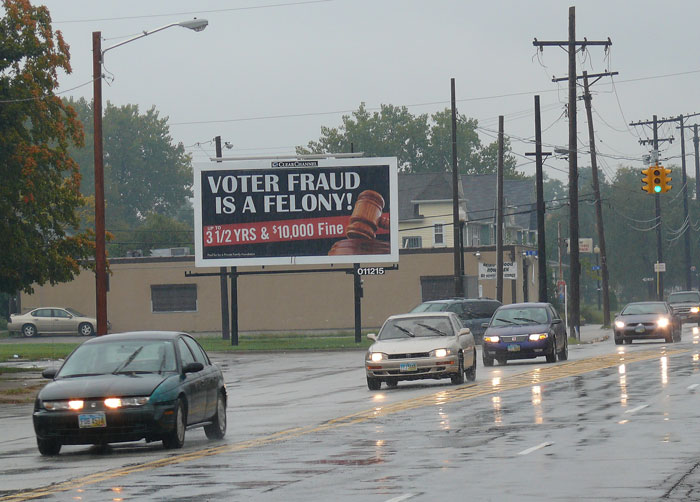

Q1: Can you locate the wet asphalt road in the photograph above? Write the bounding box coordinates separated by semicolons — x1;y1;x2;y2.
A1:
3;327;700;501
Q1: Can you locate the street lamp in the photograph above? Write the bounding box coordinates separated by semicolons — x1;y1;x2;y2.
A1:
92;19;208;335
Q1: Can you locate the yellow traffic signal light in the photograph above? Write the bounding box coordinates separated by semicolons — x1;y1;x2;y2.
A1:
659;166;672;193
641;167;653;193
642;164;669;194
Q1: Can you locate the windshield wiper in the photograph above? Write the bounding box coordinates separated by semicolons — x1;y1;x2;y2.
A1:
112;346;144;374
60;373;105;378
513;317;540;324
494;318;517;325
416;323;448;336
394;325;415;337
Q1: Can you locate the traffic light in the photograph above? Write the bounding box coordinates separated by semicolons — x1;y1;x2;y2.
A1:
641;164;670;194
641;167;653;193
659;166;672;193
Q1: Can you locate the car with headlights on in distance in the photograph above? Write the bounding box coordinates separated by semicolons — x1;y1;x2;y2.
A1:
613;301;681;345
481;302;567;366
667;290;700;324
33;331;226;456
365;312;476;390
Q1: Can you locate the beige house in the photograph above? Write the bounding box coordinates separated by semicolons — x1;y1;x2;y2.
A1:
18;245;538;334
398;173;537;251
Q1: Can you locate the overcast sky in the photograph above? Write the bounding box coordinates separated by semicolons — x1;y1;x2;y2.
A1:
35;0;700;182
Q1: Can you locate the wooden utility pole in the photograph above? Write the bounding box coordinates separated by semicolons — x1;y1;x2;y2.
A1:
533;6;612;339
525;95;551;302
451;78;463;297
630;115;678;300
214;136;230;340
496;116;504;302
582;71;615;327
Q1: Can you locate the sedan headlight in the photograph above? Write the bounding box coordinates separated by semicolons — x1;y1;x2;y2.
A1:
657;317;670;328
104;397;149;408
691;307;700;314
615;320;625;329
368;352;386;363
483;336;500;343
44;399;84;411
528;333;548;341
430;348;451;358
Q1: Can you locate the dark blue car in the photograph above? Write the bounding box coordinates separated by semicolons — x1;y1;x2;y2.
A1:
481;302;568;366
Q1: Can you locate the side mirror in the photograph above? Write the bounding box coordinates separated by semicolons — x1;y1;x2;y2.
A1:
367;333;377;342
42;368;58;379
458;328;471;337
183;362;204;374
551;319;562;325
481;322;489;328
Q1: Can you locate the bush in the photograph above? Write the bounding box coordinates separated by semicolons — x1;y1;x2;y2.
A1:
580;305;603;325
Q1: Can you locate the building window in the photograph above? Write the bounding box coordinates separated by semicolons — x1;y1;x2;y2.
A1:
402;236;422;249
151;284;197;313
433;223;444;246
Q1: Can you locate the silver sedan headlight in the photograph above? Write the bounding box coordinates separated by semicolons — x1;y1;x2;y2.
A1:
367;352;387;363
615;320;625;329
657;317;670;328
429;348;452;358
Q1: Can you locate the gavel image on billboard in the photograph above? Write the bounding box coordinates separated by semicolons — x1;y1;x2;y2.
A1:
329;189;391;255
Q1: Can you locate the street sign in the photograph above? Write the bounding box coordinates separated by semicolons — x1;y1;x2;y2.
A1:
591;265;600;271
654;262;666;273
565;238;594;253
642;277;654;282
523;250;538;257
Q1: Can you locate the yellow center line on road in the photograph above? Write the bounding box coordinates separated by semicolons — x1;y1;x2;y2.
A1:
2;346;687;502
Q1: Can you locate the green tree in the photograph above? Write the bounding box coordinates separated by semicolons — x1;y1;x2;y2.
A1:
298;102;518;175
67;97;193;228
111;213;193;257
0;0;94;294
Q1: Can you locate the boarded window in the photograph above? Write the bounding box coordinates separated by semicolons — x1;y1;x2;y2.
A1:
151;284;197;312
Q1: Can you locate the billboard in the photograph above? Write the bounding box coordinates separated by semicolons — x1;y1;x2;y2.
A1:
193;157;398;267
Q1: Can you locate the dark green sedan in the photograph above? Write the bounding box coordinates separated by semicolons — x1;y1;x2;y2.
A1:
33;331;227;456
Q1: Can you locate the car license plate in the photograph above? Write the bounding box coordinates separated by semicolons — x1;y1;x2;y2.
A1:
79;412;106;428
399;362;417;372
635;326;646;333
507;344;520;352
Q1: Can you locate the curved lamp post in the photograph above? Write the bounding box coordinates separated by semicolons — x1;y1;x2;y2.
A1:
92;19;208;335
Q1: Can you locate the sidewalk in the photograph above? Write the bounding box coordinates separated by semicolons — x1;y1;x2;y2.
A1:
576;324;610;344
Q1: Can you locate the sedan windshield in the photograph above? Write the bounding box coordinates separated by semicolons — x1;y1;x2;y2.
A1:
379;317;454;340
491;307;549;326
621;303;668;315
58;340;177;377
410;303;448;313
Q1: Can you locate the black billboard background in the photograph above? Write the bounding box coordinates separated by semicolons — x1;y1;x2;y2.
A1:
199;164;392;259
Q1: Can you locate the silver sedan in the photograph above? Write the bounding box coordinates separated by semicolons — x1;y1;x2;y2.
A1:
365;312;476;390
8;307;100;337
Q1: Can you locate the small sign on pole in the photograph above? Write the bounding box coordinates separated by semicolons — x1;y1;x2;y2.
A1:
654;262;666;273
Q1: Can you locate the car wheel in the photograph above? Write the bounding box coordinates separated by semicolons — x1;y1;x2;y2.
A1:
558;339;569;361
367;377;381;390
665;333;673;343
465;350;477;382
624;338;632;344
385;379;398;388
483;353;494;367
37;437;61;456
204;392;227;440
22;324;37;338
163;398;187;449
546;341;557;363
78;322;95;337
451;354;465;385
496;357;507;366
673;327;682;342
614;337;623;345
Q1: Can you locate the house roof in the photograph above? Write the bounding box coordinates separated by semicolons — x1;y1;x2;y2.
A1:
397;172;536;230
